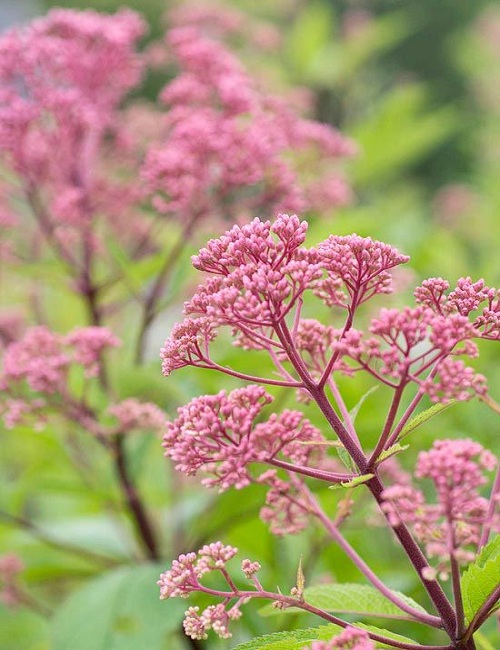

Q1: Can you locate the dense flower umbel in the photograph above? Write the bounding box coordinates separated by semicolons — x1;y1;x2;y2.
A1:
0;325;168;438
143;24;355;220
158;543;246;639
382;439;499;568
161;214;490;404
159;546;385;643
0;9;145;188
163;385;326;492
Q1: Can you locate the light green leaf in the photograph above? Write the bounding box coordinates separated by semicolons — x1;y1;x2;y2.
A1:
286;1;334;77
350;85;459;187
230;625;341;650
462;535;500;624
259;583;428;619
397;401;456;440
51;564;186;650
376;443;409;464
0;606;49;650
357;624;420;649
474;631;497;650
335;446;357;473
329;474;374;490
231;622;417;649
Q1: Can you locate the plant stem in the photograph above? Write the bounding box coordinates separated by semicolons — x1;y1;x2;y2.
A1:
309;494;442;627
112;435;160;561
197;585;450;650
267;457;353;483
309;389;457;635
368;380;406;465
464;582;500;638
367;473;457;638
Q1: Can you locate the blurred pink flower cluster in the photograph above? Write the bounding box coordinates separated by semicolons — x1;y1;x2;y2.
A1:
382;439;498;571
0;325;164;435
143;24;355;222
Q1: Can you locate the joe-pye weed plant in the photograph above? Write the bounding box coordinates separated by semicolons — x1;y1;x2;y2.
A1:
159;213;500;649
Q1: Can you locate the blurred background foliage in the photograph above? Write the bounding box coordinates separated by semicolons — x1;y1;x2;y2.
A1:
1;0;499;648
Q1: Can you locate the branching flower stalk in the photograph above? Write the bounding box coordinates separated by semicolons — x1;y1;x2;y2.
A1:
159;213;499;649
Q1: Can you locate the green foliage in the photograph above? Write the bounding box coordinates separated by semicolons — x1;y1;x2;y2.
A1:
259;583;427;619
349;84;459;188
375;443;409;464
398;401;456;441
51;564;186;650
230;623;417;649
0;606;49;650
461;535;500;625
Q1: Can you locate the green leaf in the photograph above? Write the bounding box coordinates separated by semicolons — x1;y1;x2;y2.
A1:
329;474;374;490
376;443;409;464
474;631;497;650
285;1;334;78
259;583;428;619
231;622;417;649
357;624;419;649
397;401;456;440
335;445;356;473
230;625;342;650
0;606;49;650
350;85;459;187
462;535;500;624
51;564;186;650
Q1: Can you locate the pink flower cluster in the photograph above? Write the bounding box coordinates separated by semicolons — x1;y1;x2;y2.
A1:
158;542;251;640
143;25;355;220
305;628;375;650
0;9;145;179
167;1;282;51
415;276;500;341
163;385;325;492
382;439;499;567
161;213;490;403
0;325;119;429
108;399;165;434
0;8;160;267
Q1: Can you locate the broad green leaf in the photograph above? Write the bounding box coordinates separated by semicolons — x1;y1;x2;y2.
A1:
376;443;409;464
474;631;496;650
397;401;456;440
51;564;186;650
230;625;342;650
309;12;414;86
231;623;417;649
39;516;134;559
357;624;420;649
462;535;500;624
259;583;428;619
0;606;49;650
349;386;379;424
